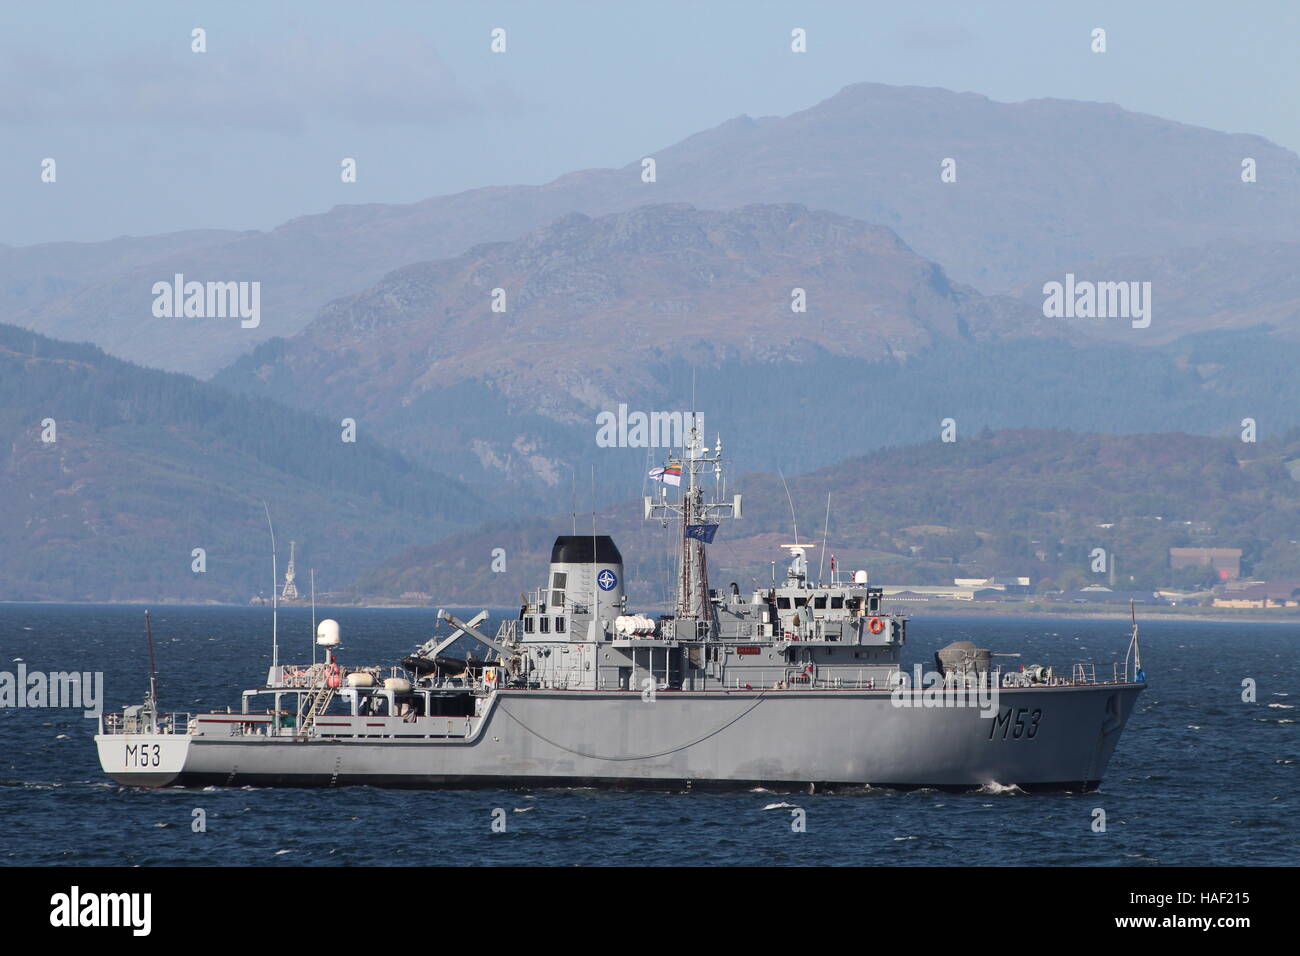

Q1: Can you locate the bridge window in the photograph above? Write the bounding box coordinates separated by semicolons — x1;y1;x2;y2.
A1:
555;616;565;633
540;617;551;634
777;597;791;609
794;597;808;608
814;595;827;609
524;617;535;634
831;596;844;609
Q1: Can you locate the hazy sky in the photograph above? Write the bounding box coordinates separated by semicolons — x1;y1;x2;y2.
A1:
4;0;1297;246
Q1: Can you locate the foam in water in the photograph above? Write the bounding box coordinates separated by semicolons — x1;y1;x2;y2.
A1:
977;782;1025;795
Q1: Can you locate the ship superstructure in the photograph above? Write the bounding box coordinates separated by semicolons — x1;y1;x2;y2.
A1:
97;419;1145;792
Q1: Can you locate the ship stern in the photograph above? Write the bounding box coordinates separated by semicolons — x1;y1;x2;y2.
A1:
95;732;191;787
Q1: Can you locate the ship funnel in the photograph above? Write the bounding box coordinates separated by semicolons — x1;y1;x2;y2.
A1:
548;535;624;626
316;619;341;646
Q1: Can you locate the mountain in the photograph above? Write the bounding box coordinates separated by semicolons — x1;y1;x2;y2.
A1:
355;429;1300;606
0;324;485;602
213;202;1056;489
216;199;1054;392
628;85;1300;291
0;229;244;314
6;82;1299;375
213;201;1300;494
1016;237;1300;345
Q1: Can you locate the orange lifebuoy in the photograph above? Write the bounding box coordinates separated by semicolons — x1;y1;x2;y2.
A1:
868;617;884;634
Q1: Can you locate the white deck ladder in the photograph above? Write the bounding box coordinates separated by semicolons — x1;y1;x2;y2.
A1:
298;674;337;734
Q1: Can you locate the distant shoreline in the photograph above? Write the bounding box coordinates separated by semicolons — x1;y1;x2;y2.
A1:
883;605;1300;625
2;598;1299;626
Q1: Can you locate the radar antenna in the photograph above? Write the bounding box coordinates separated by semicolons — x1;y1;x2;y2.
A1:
643;414;742;635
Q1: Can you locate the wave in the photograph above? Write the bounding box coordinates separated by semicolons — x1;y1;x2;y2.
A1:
976;782;1025;795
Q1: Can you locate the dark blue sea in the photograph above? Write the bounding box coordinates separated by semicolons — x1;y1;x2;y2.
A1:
0;605;1294;866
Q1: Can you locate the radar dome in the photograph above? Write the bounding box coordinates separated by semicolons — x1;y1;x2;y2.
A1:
316;619;341;646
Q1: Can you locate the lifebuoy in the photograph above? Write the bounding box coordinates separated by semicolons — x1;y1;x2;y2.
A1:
868;617;884;634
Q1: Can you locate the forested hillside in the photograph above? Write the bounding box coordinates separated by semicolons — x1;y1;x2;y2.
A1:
0;324;484;601
356;429;1300;605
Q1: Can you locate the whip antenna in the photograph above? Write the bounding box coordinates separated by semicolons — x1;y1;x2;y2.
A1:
144;610;159;731
262;501;278;671
778;469;799;544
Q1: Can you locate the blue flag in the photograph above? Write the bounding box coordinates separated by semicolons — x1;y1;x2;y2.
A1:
685;523;719;543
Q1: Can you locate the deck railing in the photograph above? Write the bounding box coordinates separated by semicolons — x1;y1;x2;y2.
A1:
102;712;191;735
750;661;1142;692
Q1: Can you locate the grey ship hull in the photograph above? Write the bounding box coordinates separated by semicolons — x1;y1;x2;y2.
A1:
97;682;1143;792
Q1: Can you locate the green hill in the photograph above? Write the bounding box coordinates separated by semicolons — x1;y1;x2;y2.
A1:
0;324;485;602
355;429;1300;605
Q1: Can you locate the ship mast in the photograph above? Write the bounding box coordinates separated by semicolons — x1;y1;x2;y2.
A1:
645;415;742;639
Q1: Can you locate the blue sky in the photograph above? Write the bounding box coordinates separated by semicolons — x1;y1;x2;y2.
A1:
4;0;1297;245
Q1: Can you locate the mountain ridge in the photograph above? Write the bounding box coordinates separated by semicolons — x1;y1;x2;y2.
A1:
212;201;1058;486
7;80;1298;375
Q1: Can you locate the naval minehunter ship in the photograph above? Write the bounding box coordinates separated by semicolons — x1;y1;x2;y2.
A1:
97;423;1145;792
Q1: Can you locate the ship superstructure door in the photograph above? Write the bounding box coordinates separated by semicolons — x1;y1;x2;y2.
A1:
527;641;598;690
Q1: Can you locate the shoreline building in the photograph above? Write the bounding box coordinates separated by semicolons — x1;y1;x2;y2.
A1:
1169;547;1242;581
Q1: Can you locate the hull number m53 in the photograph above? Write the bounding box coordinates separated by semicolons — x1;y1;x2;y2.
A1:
989;707;1042;740
125;743;161;767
